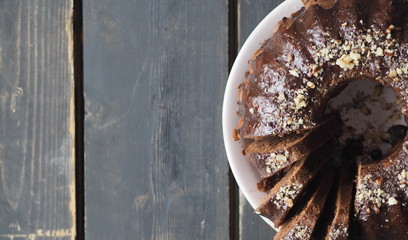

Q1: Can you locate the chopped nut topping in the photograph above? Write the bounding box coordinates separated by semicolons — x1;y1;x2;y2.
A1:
287;118;293;125
265;150;290;174
375;47;384;56
294;94;305;103
375;178;383;185
287;54;294;62
336;54;358;70
232;129;240;141
356;174;391;213
384;49;394;56
289;69;300;77
388;197;398;206
398;170;408;189
388;69;397;78
311;64;319;74
307;81;316;89
350;52;362;62
396;68;403;75
274;182;303;209
278;92;286;101
294;93;307;110
285;224;312;240
285;198;294;207
387;25;395;33
365;34;373;43
327;227;348;240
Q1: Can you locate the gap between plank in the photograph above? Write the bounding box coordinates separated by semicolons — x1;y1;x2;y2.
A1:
228;0;239;239
73;0;85;239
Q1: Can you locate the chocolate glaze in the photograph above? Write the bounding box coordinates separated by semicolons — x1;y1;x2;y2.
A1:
355;204;408;240
237;0;408;139
355;145;408;239
236;0;408;238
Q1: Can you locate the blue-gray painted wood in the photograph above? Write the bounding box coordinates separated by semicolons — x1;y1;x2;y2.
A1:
237;0;285;239
83;1;229;239
0;1;75;239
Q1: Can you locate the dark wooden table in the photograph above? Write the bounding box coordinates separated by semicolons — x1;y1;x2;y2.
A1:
0;0;284;239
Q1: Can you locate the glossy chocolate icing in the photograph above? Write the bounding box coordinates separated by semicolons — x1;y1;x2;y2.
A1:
237;0;408;139
355;145;408;239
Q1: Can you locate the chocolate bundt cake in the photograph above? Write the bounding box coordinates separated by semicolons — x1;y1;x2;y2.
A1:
274;171;335;240
257;167;288;193
234;0;408;239
245;118;341;180
325;166;354;240
256;142;333;227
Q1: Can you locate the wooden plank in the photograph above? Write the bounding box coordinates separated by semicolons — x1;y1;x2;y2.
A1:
237;0;284;239
0;1;75;239
83;1;229;239
239;191;276;240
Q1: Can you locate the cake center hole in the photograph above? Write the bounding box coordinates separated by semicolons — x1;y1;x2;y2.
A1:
326;80;407;163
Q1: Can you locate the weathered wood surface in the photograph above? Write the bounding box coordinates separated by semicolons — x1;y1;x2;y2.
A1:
237;0;284;239
0;1;75;239
83;1;229;239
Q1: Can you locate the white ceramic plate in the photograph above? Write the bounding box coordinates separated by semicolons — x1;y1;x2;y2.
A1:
222;0;304;229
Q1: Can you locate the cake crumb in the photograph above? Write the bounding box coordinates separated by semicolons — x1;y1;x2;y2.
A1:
232;129;240;141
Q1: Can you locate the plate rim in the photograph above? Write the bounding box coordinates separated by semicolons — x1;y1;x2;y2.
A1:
222;0;305;229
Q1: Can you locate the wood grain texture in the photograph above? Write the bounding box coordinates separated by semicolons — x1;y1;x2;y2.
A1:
83;1;229;239
237;0;284;239
0;1;75;239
